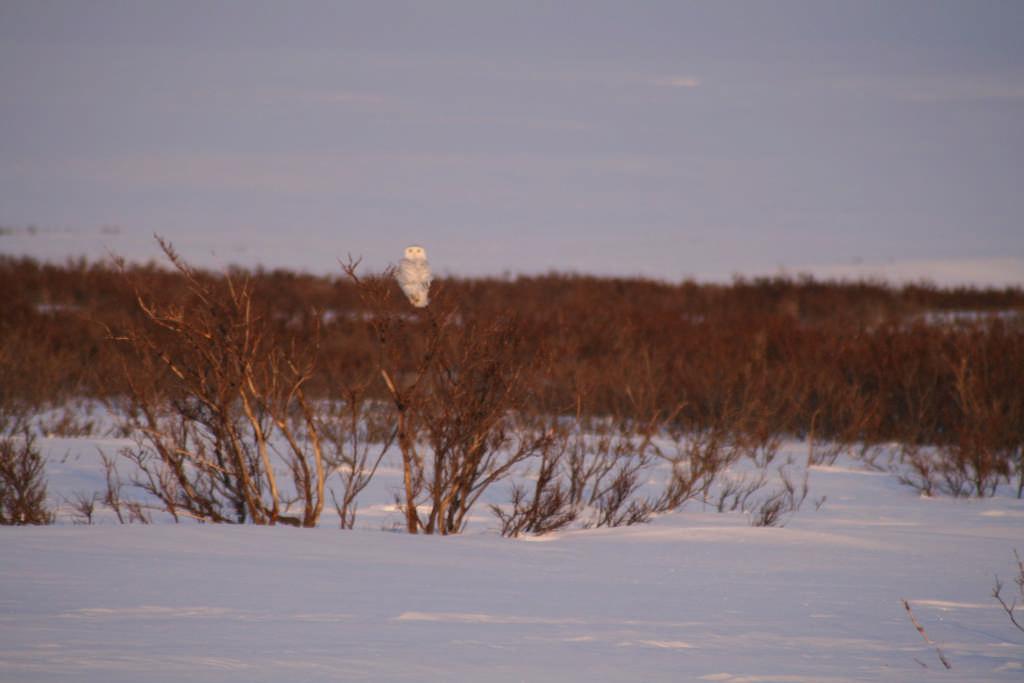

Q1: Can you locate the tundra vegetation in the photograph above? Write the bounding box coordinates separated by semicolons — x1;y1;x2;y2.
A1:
1;246;1023;536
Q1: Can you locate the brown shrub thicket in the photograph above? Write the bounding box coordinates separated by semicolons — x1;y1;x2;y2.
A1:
104;241;343;526
1;250;1023;532
341;258;555;534
0;431;54;525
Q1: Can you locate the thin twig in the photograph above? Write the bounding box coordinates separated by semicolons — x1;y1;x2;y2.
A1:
902;599;952;670
992;549;1024;634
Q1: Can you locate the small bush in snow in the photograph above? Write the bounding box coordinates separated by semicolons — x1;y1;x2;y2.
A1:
0;432;54;526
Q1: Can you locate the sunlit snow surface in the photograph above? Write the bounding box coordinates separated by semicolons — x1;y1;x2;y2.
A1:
2;435;1023;682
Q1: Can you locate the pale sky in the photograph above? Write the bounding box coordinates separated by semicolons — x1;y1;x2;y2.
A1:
2;1;1023;284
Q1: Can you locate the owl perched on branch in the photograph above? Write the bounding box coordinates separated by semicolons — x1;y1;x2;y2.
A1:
396;245;432;308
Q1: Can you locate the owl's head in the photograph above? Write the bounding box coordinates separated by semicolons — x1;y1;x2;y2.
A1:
404;245;428;260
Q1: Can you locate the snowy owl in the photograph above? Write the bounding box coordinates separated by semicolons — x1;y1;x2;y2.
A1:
396;245;432;307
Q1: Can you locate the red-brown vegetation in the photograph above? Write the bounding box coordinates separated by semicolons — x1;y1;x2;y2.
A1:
1;248;1022;529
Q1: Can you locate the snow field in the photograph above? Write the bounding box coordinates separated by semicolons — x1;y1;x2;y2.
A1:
1;435;1022;682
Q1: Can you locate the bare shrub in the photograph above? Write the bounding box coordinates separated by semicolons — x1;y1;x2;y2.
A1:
749;466;810;527
591;458;654;528
493;402;807;537
99;451;151;524
654;428;739;513
341;259;434;533
67;491;99;524
568;426;653;527
895;332;1023;498
325;388;396;529
941;334;1020;497
491;429;578;537
992;550;1024;635
494;413;742;537
417;319;554;534
344;258;552;534
108;239;333;526
895;445;940;498
712;471;768;513
493;426;656;537
0;431;54;525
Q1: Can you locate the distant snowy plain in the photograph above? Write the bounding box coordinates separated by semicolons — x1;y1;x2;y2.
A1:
2;433;1022;682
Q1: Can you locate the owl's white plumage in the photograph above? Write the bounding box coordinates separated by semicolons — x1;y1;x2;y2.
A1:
396;244;432;307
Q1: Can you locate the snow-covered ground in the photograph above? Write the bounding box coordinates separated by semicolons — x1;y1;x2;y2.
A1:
2;434;1023;682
